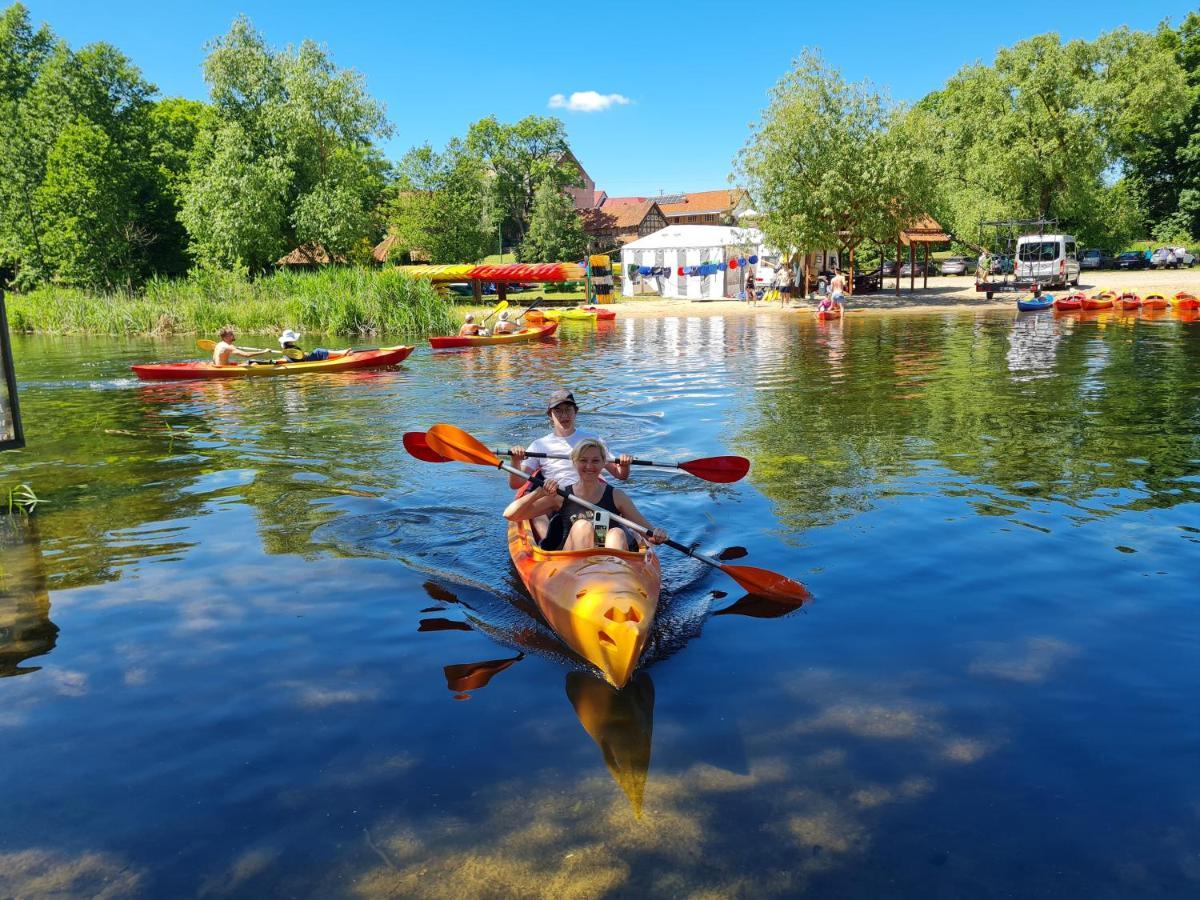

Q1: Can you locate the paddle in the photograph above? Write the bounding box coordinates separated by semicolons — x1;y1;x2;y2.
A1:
421;423;810;602
479;299;508;330
401;431;749;483
196;339;302;360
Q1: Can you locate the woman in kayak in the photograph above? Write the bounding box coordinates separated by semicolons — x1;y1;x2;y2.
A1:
277;329;347;363
212;326;266;366
508;389;631;489
492;310;518;334
504;438;667;552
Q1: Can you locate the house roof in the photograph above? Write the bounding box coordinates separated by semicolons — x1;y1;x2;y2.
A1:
583;200;663;231
371;234;399;263
275;243;345;266
658;189;746;217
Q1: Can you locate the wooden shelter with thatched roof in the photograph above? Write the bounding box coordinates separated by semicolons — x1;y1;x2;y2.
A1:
275;243;346;269
895;215;951;293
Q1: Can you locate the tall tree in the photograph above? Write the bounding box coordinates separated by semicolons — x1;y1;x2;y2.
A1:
466;115;577;246
520;178;587;263
737;50;931;283
389;139;494;263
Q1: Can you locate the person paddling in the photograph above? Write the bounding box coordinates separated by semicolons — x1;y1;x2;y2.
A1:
458;314;486;337
212;326;264;366
508;389;631;491
492;310;518;335
277;329;347;363
504;438;666;551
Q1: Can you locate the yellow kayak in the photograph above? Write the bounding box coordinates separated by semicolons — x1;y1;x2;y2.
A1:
508;510;660;689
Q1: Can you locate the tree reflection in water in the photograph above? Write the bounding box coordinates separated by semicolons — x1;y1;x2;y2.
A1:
0;518;58;677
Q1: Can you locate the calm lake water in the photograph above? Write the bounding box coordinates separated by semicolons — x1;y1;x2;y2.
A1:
2;308;1199;898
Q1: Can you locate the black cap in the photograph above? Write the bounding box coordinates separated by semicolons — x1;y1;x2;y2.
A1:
546;389;576;411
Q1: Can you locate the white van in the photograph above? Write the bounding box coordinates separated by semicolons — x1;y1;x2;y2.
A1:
1014;234;1080;288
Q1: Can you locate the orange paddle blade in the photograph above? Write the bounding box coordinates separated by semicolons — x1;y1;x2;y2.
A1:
426;424;502;467
403;431;448;463
721;564;811;602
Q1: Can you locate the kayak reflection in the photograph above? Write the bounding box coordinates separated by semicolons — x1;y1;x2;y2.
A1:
0;518;59;677
566;671;655;818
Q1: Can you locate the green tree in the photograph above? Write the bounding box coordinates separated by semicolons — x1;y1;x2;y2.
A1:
520;178;587;262
466;115;577;246
737;49;931;285
145;98;215;275
182;15;392;270
389;139;494;263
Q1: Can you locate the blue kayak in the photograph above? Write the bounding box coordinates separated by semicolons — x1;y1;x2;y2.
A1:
1017;295;1054;312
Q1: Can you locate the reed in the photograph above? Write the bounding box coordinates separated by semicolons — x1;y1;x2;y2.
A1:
6;267;459;337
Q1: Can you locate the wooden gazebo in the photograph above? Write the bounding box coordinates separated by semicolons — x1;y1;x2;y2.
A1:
895;216;951;294
274;243;346;269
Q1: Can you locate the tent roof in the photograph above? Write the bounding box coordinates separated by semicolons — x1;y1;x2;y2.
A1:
621;224;764;251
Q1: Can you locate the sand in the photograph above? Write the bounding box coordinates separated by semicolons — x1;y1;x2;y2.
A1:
605;268;1200;318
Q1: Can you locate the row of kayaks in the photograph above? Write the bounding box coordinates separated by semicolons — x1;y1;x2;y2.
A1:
132;309;619;379
1020;290;1198;312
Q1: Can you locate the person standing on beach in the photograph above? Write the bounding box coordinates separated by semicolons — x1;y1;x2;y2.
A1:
776;264;793;306
744;266;758;305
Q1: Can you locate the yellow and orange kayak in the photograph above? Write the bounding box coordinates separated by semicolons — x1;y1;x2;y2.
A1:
1173;291;1199;310
131;346;414;380
429;321;557;348
1142;293;1169;310
507;509;660;689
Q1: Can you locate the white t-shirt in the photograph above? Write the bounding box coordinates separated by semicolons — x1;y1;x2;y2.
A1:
523;430;613;486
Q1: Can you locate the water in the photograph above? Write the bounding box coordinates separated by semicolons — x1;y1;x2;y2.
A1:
2;310;1199;898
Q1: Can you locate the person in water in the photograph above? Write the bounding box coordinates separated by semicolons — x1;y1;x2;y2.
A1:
492;310;518;334
504;438;667;551
277;329;347;363
508;389;631;490
212;326;265;366
458;314;487;337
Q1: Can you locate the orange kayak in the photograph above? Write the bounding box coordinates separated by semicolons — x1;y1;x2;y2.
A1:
1173;291;1199;310
429;321;557;349
507;506;660;689
1082;291;1116;310
816;308;842;320
1142;293;1169;310
1118;292;1142;310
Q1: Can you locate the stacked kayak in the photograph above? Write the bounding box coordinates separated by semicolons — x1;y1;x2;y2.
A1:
131;346;414;381
1142;293;1169;310
1055;292;1085;310
1017;295;1054;312
400;263;586;282
429;321;558;349
508;506;660;689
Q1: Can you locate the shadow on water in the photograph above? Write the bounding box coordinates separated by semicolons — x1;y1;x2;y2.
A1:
0;518;58;677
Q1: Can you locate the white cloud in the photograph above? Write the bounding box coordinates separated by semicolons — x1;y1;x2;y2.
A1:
548;91;631;113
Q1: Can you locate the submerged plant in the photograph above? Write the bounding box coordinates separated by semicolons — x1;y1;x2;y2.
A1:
7;484;41;515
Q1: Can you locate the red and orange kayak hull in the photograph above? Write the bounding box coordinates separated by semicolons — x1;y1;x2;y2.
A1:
429;321;558;349
131;346;414;380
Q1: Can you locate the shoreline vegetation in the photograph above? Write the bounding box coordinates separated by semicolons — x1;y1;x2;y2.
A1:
5;268;458;337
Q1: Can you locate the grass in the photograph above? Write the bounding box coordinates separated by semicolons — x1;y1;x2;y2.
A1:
6;484;40;515
7;267;459;337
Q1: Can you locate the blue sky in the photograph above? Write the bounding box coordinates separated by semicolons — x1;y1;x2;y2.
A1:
29;0;1197;197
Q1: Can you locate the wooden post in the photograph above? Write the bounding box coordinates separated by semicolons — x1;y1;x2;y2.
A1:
848;244;855;296
909;242;915;291
497;281;508;303
923;243;929;289
472;279;482;303
896;238;902;296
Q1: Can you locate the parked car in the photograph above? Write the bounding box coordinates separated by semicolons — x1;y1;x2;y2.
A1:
899;261;929;277
1150;246;1196;268
1115;251;1150;270
878;259;900;277
988;254;1014;275
939;256;973;276
1079;249;1116;270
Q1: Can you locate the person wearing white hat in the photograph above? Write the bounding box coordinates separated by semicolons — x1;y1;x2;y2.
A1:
277;329;346;363
493;309;518;335
458;313;486;337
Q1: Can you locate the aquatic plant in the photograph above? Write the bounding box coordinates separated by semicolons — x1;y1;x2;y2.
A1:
6;484;41;515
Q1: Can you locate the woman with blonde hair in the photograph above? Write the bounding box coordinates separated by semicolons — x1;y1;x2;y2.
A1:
504;437;667;552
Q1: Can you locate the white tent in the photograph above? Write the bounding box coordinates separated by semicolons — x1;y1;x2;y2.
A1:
621;225;766;300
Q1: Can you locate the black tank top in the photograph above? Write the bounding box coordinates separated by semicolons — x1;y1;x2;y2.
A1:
542;483;619;550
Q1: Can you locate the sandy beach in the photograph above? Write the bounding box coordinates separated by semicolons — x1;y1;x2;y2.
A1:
606;268;1200;317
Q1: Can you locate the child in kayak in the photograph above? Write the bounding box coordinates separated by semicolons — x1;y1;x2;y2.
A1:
277;329;347;363
212;326;265;366
504;438;667;552
508;389;631;490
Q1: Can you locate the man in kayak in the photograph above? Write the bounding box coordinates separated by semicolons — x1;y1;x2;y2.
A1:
212;326;265;366
493;310;518;335
277;329;347;363
504;438;666;551
508;389;631;490
458;314;487;337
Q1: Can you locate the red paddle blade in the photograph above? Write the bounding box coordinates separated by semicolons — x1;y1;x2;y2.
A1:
721;564;811;602
427;423;502;467
678;455;750;483
403;431;448;463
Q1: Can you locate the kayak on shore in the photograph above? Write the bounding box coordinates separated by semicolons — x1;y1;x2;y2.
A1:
1017;295;1054;312
507;496;660;689
429;321;558;349
1142;293;1169;310
1174;291;1199;310
1082;290;1117;310
1055;292;1085;310
131;346;414;380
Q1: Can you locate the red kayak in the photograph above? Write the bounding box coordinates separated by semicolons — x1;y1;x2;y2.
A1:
1173;291;1199;310
132;346;414;381
1118;292;1142;310
429;321;558;349
578;306;617;320
1054;293;1084;310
